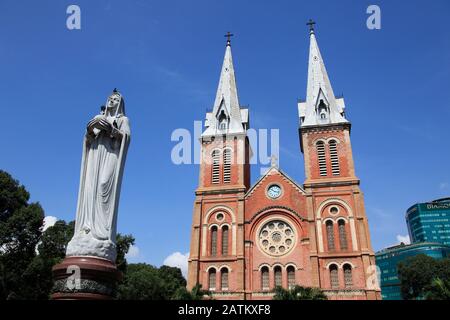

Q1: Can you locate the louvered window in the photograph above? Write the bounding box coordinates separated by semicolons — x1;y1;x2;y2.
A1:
223;148;232;183
212;150;220;184
221;268;229;290
326;221;335;250
329;140;340;175
316;141;327;176
287;266;296;289
338;220;348;250
209;269;216;291
344;264;353;288
274;266;282;287
261;267;269;290
330;264;339;289
222;226;229;256
211;226;217;256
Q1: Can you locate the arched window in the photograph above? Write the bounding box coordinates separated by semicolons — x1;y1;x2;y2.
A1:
274;266;282;287
220;268;229;290
330;264;339;289
343;264;353;288
218;110;228;130
261;267;269;291
329;140;340;175
211;226;218;256
221;226;229;256
338;220;348;250
208;269;216;291
223;148;232;183
326;221;335;251
316;141;327;176
318;99;328;121
287;266;296;289
211;150;220;184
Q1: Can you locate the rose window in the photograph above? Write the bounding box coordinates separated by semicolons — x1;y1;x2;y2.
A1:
258;220;295;256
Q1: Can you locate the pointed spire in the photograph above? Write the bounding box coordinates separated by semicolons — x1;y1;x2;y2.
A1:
299;21;348;127
203;34;246;136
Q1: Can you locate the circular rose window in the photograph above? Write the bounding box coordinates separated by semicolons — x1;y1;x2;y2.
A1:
258;220;296;256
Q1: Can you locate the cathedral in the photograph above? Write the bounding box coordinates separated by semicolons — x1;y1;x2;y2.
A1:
187;24;381;300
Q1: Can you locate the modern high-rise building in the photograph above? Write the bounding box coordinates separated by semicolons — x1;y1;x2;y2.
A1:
406;198;450;245
375;242;450;300
187;24;380;300
376;197;450;299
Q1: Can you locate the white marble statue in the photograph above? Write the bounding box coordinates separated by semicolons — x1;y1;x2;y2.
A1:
66;89;130;261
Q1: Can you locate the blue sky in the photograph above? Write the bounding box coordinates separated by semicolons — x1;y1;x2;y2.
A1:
1;0;449;270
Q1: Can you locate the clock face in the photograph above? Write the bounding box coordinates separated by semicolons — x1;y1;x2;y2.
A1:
267;185;282;199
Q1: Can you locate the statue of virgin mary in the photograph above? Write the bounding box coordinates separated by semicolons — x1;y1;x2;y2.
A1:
66;89;131;261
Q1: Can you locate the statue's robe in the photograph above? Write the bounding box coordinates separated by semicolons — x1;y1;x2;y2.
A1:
67;113;130;261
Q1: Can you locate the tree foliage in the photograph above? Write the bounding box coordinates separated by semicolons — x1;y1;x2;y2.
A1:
172;283;211;300
118;263;186;300
0;170;189;300
0;170;45;299
272;285;327;300
398;254;450;300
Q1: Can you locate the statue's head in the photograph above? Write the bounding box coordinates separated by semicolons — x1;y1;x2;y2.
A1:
106;88;125;116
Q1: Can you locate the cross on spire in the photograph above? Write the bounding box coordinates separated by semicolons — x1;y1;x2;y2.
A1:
224;31;234;46
307;19;316;32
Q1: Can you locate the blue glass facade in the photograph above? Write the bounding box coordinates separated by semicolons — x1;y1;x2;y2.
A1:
375;242;450;300
406;198;450;245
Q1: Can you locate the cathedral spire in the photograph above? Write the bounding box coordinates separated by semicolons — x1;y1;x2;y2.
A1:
298;21;348;127
203;34;247;137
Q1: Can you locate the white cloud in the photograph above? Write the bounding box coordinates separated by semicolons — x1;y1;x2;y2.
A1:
439;182;449;190
42;216;58;232
125;245;141;260
396;234;410;245
163;252;189;278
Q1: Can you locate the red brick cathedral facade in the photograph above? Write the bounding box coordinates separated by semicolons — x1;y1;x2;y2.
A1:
187;27;381;300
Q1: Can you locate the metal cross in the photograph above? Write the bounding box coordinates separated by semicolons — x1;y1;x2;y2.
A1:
306;19;316;32
224;31;234;44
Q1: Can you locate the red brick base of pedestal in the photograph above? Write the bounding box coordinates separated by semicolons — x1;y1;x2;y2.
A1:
51;256;122;300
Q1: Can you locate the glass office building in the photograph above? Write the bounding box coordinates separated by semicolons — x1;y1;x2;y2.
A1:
406;198;450;245
375;242;450;300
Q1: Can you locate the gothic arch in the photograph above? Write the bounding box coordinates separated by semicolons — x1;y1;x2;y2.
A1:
204;205;236;224
202;206;237;257
316;198;353;219
315;198;358;252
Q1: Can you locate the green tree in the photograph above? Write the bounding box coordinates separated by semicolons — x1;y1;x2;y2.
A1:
117;263;187;300
115;234;135;273
425;277;450;300
272;285;327;300
172;283;211;300
118;263;163;300
0;170;135;299
0;170;45;299
158;265;186;299
23;219;75;299
398;254;450;300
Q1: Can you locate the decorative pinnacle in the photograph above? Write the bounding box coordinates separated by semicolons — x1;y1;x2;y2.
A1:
306;19;316;33
224;31;234;46
271;155;278;168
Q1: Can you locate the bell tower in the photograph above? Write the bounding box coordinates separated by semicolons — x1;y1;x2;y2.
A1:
298;21;381;299
187;35;251;298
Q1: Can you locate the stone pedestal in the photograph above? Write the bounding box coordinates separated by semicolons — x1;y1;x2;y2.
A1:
51;256;122;300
